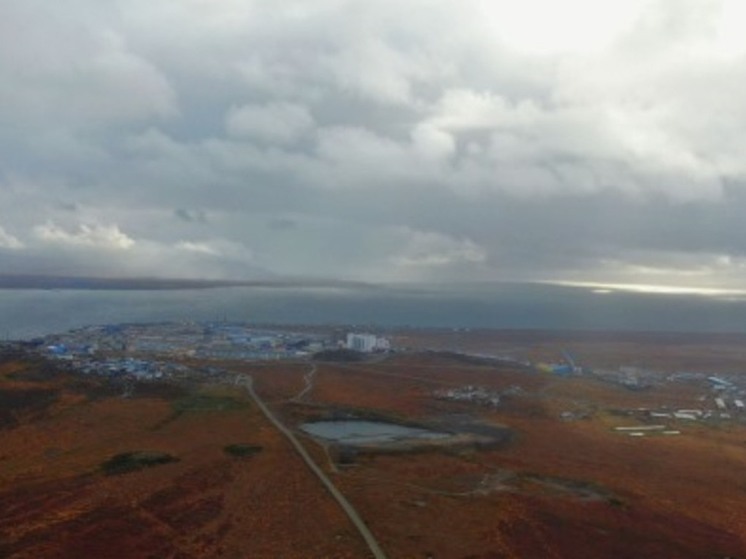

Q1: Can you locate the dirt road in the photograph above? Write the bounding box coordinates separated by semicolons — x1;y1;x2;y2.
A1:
292;363;317;402
236;374;388;559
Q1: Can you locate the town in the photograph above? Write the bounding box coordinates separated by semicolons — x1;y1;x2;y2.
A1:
32;322;391;380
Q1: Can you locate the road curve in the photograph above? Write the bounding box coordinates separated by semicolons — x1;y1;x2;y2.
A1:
236;374;388;559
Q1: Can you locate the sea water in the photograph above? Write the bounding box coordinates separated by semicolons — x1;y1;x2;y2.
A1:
1;282;746;339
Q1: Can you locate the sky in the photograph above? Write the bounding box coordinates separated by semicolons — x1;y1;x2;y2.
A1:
2;0;746;289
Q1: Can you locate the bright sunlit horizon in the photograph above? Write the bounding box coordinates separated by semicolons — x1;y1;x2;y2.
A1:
546;280;746;297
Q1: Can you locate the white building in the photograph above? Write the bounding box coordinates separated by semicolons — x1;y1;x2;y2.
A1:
346;333;389;353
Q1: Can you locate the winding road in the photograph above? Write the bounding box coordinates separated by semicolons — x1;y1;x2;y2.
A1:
235;373;388;559
292;363;317;402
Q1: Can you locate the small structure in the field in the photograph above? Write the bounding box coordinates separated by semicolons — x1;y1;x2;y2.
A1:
433;385;501;408
614;425;666;432
708;376;734;389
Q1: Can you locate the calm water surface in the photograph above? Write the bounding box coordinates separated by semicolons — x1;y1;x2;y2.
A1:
300;420;449;445
2;283;746;339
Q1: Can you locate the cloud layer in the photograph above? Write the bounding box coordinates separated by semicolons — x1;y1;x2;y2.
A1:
2;0;746;286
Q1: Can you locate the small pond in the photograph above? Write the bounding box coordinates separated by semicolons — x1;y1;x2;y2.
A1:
300;420;450;445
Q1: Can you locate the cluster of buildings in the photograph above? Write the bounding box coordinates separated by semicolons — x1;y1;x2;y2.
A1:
612;381;746;437
590;365;663;391
576;366;746;436
39;322;338;362
35;323;397;382
77;358;189;380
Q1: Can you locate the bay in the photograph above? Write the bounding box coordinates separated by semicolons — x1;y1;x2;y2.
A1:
1;282;746;340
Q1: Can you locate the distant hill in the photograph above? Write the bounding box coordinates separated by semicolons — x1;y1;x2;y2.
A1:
0;274;372;291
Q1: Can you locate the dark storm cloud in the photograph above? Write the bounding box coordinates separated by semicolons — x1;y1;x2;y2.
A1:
2;0;746;287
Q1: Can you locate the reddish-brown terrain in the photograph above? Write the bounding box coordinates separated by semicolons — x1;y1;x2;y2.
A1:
246;350;746;558
0;354;368;559
3;330;746;558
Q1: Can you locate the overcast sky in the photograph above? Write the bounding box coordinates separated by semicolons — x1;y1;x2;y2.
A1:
2;0;746;289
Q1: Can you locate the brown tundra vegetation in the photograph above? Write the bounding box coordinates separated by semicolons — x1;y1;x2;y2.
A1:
2;328;746;558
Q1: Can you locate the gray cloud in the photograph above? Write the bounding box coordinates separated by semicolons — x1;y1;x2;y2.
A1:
1;0;746;288
174;208;208;223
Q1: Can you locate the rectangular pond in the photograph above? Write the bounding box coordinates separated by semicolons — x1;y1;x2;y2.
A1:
300;420;450;445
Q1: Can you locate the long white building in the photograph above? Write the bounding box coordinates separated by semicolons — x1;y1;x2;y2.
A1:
346;333;389;353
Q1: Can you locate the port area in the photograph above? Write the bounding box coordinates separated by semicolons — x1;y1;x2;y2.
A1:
2;326;746;558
